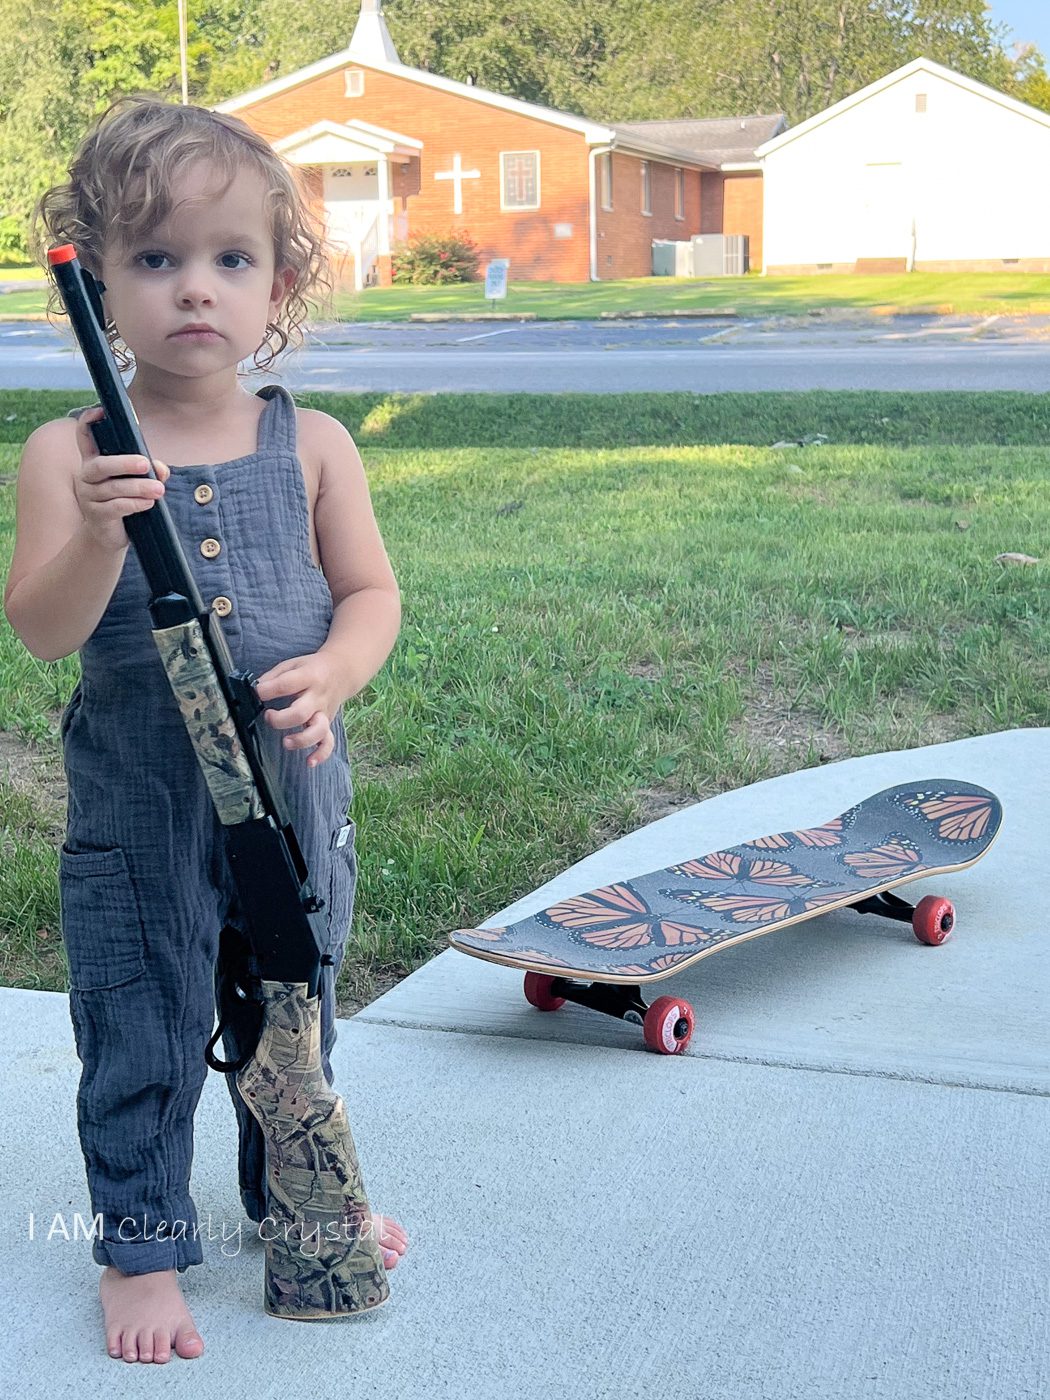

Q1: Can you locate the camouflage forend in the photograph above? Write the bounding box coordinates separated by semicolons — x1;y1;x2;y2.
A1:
152;620;264;826
236;980;390;1320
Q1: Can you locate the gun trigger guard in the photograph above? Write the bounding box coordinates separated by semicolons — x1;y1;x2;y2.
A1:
205;1012;255;1074
205;973;263;1074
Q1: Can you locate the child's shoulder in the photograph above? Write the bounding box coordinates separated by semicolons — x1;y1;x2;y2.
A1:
20;414;81;470
293;405;363;474
26;411;82;441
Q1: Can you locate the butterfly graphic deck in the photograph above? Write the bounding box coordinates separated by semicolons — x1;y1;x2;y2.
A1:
449;780;1002;1054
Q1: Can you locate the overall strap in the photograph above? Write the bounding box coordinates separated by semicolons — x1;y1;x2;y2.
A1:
255;384;298;455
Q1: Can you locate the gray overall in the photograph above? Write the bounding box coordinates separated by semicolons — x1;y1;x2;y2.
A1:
58;386;358;1276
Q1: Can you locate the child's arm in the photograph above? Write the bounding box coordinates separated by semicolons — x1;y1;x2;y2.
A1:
3;410;169;661
255;412;400;764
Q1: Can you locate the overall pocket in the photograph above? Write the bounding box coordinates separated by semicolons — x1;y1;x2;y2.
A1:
58;845;146;990
326;818;358;961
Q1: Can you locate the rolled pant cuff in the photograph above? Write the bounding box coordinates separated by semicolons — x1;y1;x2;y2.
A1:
240;1186;267;1224
92;1231;205;1276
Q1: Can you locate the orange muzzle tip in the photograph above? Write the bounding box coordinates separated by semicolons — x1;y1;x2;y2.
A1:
47;244;78;266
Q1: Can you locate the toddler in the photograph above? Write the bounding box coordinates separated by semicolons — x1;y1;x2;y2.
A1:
3;96;407;1362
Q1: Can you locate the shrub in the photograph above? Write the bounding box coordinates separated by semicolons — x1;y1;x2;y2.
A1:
392;231;480;285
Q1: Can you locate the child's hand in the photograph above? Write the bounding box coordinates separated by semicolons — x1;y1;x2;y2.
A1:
255;652;341;769
74;407;170;553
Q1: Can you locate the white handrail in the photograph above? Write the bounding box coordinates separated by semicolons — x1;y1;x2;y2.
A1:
351;213;380;291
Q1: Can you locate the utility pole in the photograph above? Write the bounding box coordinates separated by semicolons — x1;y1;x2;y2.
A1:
178;0;189;104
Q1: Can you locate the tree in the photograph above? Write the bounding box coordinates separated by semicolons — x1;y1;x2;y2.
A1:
1006;41;1050;114
0;0;267;260
588;0;1023;126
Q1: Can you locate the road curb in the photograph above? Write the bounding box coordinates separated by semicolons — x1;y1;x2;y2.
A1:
408;311;537;322
405;309;743;322
598;307;740;319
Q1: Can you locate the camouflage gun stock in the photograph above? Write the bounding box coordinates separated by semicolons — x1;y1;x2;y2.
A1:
48;244;389;1320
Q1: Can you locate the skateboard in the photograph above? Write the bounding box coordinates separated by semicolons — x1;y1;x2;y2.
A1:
449;780;1002;1055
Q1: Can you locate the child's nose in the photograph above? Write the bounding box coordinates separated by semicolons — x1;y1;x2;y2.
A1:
176;272;216;307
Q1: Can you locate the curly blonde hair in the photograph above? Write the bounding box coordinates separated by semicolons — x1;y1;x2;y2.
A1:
32;96;331;371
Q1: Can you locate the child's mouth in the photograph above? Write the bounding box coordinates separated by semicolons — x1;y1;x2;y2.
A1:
170;326;222;342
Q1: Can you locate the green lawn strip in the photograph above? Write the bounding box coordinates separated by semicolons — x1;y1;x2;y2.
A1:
5;389;1050;449
1;431;1046;1002
9;271;1050;322
332;272;1050;319
0;291;47;316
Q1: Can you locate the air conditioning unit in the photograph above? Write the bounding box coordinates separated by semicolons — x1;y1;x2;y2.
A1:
651;239;695;276
691;234;749;276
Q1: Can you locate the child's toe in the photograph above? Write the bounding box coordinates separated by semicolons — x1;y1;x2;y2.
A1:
174;1324;204;1359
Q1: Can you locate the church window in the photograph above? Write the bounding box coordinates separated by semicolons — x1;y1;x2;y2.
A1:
345;68;365;97
641;161;652;216
601;153;613;211
674;167;685;220
500;151;540;210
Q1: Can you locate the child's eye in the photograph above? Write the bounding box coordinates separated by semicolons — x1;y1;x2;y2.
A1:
135;251;172;270
219;251;253;269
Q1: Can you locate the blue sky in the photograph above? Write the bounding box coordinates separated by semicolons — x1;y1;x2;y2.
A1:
988;1;1050;58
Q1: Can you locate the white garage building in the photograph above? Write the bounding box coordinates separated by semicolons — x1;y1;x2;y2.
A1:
756;57;1050;274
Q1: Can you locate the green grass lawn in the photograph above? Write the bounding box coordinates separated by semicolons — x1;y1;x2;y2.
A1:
7;271;1050;322
330;272;1050;320
1;392;1047;1009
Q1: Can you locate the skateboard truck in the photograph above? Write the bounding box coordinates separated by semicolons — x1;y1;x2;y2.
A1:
524;974;695;1055
849;890;955;944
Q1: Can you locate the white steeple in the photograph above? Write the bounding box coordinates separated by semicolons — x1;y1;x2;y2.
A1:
349;0;400;64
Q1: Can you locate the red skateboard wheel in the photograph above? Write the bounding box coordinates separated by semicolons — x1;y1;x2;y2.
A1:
643;996;695;1054
913;894;955;945
523;972;565;1011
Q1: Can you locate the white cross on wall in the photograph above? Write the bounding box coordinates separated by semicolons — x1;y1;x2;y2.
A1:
434;153;480;215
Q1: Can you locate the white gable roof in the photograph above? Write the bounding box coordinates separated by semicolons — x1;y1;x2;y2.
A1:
273;119;421;165
215;49;617;147
755;57;1050;158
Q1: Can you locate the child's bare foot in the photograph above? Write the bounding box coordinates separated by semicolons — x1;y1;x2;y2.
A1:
373;1214;408;1271
99;1266;204;1363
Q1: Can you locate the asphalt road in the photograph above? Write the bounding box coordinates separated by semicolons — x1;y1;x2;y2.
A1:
3;313;1050;392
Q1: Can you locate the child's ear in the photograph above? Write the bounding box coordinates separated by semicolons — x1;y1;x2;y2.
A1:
269;266;296;314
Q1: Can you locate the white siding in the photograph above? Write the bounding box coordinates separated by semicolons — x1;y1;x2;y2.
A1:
761;66;1050;269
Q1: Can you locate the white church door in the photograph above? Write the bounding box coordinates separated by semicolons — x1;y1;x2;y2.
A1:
323;165;380;248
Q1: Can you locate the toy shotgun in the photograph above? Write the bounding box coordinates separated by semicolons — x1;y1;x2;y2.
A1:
47;244;389;1320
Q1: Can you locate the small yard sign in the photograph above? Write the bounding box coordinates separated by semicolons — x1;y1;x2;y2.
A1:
484;259;510;304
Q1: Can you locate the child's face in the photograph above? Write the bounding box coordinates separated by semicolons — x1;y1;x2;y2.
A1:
100;160;294;379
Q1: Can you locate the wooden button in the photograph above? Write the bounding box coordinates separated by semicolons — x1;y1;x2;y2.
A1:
200;538;222;559
211;596;233;616
194;484;214;505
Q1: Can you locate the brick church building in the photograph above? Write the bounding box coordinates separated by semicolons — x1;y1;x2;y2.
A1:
217;1;780;286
